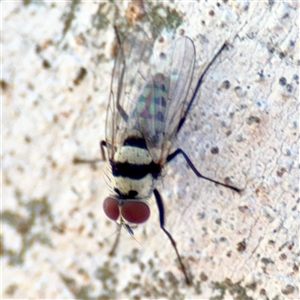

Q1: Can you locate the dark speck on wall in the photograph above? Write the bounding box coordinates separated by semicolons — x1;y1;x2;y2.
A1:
211;147;219;154
279;51;286;59
222;80;230;89
279;77;287;86
286;84;293;93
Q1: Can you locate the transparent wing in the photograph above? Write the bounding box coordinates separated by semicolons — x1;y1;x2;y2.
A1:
164;37;195;143
106;32;195;164
105;30;154;160
133;37;196;163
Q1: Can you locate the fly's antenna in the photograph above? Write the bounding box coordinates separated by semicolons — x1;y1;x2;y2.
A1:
126;224;142;246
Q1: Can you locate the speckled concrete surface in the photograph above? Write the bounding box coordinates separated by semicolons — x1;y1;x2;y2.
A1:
2;1;299;299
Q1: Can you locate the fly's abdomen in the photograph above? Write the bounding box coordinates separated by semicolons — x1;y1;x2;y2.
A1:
131;74;169;153
133;73;168;120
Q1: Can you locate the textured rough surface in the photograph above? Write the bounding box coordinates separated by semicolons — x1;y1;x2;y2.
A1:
2;1;299;299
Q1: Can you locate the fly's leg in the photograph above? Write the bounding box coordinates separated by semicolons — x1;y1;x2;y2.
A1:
100;140;107;161
177;43;228;133
153;189;191;285
72;157;102;164
72;141;107;165
167;149;242;193
108;224;122;257
108;222;135;257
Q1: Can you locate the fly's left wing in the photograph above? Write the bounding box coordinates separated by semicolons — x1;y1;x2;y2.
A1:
132;37;196;164
163;37;195;142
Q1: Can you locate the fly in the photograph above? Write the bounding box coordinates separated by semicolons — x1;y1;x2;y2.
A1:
101;28;242;285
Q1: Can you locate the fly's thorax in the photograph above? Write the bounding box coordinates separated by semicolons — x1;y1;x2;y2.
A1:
110;143;160;199
114;144;152;165
113;174;154;199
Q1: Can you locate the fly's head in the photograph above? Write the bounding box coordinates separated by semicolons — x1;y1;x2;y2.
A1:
103;196;150;234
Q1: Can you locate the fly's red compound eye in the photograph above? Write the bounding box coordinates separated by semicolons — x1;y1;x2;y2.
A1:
103;197;120;221
121;201;150;224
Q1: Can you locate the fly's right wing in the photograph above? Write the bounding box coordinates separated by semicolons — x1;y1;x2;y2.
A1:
105;29;155;161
